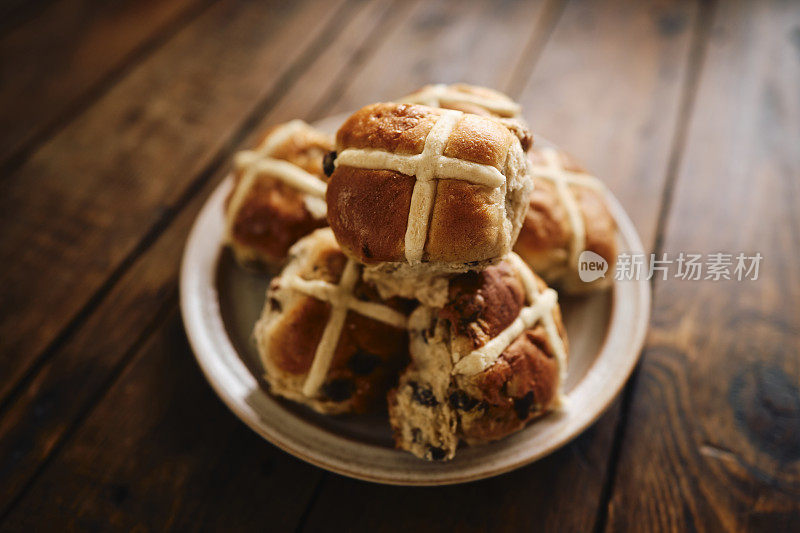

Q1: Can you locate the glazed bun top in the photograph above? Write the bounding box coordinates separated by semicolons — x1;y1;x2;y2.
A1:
398;83;521;119
398;84;532;153
335;103;517;168
326;103;533;269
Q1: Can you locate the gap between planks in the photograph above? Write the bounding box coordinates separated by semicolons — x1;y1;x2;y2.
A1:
590;1;719;531
503;0;567;98
0;292;177;522
0;0;218;178
293;473;331;533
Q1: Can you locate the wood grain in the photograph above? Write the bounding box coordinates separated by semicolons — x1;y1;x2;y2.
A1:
0;0;212;168
0;0;794;530
0;0;401;521
519;0;704;247
0;0;350;407
2;309;327;531
299;0;701;531
299;413;618;533
325;0;554;116
605;0;800;530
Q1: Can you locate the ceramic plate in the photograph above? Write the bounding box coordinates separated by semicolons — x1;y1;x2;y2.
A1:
179;115;651;485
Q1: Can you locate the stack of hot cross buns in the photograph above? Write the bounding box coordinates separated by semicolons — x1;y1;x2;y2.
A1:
223;83;617;461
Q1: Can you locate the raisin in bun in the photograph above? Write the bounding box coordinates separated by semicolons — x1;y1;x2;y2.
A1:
254;228;414;414
225;120;332;270
514;147;617;293
325;103;533;282
388;254;567;460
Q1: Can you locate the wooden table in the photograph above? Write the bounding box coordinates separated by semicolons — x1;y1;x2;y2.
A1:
1;0;797;530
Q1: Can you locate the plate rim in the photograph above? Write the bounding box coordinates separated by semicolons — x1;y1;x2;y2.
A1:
179;127;651;486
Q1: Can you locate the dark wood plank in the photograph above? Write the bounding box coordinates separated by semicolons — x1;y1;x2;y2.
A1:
0;0;52;36
605;0;800;530
300;412;619;533
520;0;706;247
0;0;212;168
2;309;326;532
297;0;701;531
0;0;350;406
326;0;554;116
0;0;402;520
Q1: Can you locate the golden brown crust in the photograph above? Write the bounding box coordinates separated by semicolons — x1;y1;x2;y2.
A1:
475;327;559;406
516;177;570;254
267;300;409;412
328;103;532;267
299;245;347;283
442;112;512;168
458;325;560;442
256;229;412;414
325;167;414;263
575;186;617;264
445;260;566;441
226;121;333;268
335;103;516;168
514;148;617;292
336;103;437;155
425;180;507;264
267;296;330;375
229;179;327;266
329;310;409;404
257;123;331;177
439;262;526;348
398;84;531;151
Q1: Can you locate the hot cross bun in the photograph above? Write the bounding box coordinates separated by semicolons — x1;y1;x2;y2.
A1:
325;103;533;283
388;254;568;460
514;147;617;293
254;228;415;414
225;120;332;270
